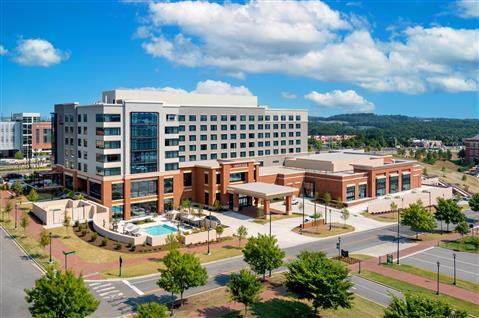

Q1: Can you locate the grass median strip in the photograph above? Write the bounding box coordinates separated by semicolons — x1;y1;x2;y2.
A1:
357;270;479;317
292;223;354;238
383;263;479;294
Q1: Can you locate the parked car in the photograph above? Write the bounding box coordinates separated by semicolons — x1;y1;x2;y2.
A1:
283;199;299;205
205;215;221;225
2;173;23;181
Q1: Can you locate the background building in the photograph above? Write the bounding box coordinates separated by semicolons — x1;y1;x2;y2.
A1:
0;121;21;158
464;134;479;164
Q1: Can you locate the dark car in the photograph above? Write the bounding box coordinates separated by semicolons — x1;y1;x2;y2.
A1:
3;173;23;181
205;215;221;225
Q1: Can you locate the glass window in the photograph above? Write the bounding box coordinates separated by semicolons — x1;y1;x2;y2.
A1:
96;127;121;136
240;115;246;121
96;114;120;122
189;155;196;161
112;183;124;200
230;115;237;121
112;205;123;221
402;174;411;191
96;167;121;176
165;151;179;158
221;115;227;121
200;115;207;121
359;184;367;199
164;178;174;193
131;112;158;174
165;126;179;134
96;140;121;149
165;163;179;171
178;115;185;122
204;173;209;184
189;135;196;142
346;186;355;201
165;139;179;146
131;180;158;198
89;181;102;199
230;172;246;182
210;115;217;121
184;172;192;187
210;153;217;159
164;198;174;212
376;177;386;196
249;115;255;121
189;115;196;121
389;175;399;193
131;201;157;218
216;173;221;185
189;125;196;131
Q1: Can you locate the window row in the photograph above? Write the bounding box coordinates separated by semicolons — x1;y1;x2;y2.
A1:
180;147;302;162
178;114;302;122
179;123;301;132
179;132;301;142
180;140;301;151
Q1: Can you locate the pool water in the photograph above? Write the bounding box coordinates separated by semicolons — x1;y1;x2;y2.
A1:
144;224;178;236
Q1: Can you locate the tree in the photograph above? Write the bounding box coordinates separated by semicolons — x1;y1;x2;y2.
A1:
390;201;398;213
181;198;191;213
435;198;465;232
469;193;479;212
228;269;263;316
4;201;12;221
462;174;467;181
340;208;350;228
12;181;23;196
213;199;221;212
157;250;208;306
458;148;466;161
384;293;467;318
323;192;331;218
455;221;470;236
236;225;248;248
165;233;180;251
20;213;30;233
25;268;99;317
27;189;39;202
39;230;50;249
215;224;224;240
401;201;436;240
285;251;353;314
243;234;285;281
136;302;168;318
15;150;24;173
63;213;71;236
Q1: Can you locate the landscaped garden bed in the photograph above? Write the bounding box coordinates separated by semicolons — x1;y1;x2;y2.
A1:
292;223;354;238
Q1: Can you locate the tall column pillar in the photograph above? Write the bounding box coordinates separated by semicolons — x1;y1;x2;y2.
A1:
285;196;292;215
233;193;239;212
123;180;131;221
264;199;270;219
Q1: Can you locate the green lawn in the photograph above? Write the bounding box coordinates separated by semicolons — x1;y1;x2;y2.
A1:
383;263;478;293
357;271;479;317
440;236;479;254
361;211;397;222
292;223;354;238
101;260;165;279
350;254;374;261
252;213;302;225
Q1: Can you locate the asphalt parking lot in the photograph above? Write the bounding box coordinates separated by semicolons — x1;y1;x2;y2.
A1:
402;247;479;283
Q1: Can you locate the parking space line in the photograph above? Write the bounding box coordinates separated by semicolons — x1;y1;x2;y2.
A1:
418;251;478;267
404;257;479;277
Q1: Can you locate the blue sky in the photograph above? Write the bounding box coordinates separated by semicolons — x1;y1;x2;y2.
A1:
1;0;478;119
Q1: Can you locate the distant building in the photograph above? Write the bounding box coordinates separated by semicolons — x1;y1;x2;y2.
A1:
409;139;443;149
464;134;479;164
311;135;355;144
0;113;52;159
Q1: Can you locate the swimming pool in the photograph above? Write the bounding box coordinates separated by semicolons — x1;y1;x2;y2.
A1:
144;224;178;236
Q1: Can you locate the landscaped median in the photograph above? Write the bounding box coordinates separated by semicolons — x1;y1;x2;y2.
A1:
292;222;354;238
356;271;479;317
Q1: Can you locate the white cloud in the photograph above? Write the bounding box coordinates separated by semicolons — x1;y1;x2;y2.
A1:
455;0;479;18
123;80;252;96
133;0;478;94
13;39;69;67
281;91;297;99
0;45;7;55
305;90;375;112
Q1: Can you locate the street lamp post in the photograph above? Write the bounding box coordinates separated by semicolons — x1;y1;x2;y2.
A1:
269;208;272;237
302;189;305;230
338;236;341;257
119;256;123;277
436;261;440;295
14;203;18;229
207;212;211;256
170;275;174;317
329;208;332;231
48;232;53;264
62;251;75;270
453;253;457;285
397;198;403;265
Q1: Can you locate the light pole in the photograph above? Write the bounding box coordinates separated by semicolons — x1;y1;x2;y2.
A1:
397;198;403;265
269;207;272;237
63;251;75;270
436;261;440;295
338;236;341;257
207;212;211;256
302;189;305;230
170;275;174;317
48;232;53;263
119;256;123;277
14;203;18;229
329;208;332;231
453;253;456;285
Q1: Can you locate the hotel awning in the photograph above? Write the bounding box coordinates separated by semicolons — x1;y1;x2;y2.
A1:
227;182;297;200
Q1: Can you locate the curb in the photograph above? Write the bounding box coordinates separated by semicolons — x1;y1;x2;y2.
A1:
0;223;46;274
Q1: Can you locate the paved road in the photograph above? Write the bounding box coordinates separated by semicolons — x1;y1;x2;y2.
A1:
0;225;43;318
402;247;479;283
91;223;417;317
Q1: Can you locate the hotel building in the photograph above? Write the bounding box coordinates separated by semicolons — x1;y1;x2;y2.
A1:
464;134;479;164
52;90;421;221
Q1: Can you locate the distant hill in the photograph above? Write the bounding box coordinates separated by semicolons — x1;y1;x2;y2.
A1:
308;113;479;145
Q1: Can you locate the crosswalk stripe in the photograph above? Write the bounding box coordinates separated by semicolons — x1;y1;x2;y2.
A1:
99;289;120;297
97;286;116;293
103;293;123;299
88;282;101;287
92;283;111;290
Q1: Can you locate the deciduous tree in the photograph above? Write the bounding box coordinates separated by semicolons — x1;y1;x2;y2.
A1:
136;302;168;318
243;234;285;281
401;201;436;240
27;189;39;202
384;293;467;318
455;221;470;236
157;250;208;306
236;225;248;248
285;251;353;314
435;198;465;232
25;268;99;317
340;208;350;228
469;193;479;212
228;269;263;316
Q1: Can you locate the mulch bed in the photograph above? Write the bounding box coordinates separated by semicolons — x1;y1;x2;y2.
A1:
331;256;361;264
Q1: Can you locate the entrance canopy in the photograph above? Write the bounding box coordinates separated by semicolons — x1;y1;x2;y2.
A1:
227;182;297;200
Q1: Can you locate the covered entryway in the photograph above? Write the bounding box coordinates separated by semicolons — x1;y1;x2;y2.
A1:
227;182;297;219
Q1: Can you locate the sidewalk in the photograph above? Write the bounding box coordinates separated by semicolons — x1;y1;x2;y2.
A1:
351;233;479;305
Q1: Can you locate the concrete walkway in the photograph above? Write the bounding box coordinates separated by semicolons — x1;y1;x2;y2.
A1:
350;232;479;305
